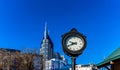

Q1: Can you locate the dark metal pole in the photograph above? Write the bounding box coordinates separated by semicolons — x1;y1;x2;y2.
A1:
72;57;76;70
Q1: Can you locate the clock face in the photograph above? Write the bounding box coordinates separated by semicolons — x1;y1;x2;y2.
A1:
66;36;84;51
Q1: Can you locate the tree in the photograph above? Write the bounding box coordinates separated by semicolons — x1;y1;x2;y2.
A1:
0;48;43;70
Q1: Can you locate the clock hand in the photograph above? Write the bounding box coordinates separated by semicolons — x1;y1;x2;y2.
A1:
69;41;73;43
69;41;77;45
67;41;73;47
67;43;73;47
72;42;77;45
67;42;77;47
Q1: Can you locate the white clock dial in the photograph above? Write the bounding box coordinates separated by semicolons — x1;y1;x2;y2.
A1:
66;36;84;51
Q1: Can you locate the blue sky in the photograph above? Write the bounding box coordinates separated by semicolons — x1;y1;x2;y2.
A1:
0;0;120;64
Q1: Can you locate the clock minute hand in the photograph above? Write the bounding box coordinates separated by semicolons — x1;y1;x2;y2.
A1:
69;41;73;43
67;41;73;47
68;42;77;47
68;43;73;47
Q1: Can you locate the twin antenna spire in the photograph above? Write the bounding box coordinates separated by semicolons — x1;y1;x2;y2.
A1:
44;22;48;39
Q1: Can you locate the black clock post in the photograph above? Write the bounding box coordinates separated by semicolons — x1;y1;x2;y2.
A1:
62;28;87;70
72;57;76;70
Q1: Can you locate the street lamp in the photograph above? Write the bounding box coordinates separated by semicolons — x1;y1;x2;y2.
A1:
62;28;87;70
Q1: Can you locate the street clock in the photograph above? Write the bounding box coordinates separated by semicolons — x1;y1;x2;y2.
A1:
62;28;87;70
62;28;87;57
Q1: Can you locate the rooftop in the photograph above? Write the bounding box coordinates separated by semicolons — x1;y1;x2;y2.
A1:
97;47;120;68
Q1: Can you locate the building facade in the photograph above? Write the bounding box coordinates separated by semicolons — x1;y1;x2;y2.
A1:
45;57;68;70
40;25;54;60
40;25;68;70
40;25;54;70
69;64;97;70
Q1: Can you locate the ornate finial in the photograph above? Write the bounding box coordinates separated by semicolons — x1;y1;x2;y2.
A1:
71;28;78;32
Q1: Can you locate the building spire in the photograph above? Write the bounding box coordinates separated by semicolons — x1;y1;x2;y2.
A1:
44;22;48;39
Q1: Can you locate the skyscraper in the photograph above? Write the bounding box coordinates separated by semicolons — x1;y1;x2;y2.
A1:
40;24;54;70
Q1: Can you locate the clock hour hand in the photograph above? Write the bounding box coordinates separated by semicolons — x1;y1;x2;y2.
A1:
67;41;77;47
69;41;77;45
72;42;77;45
